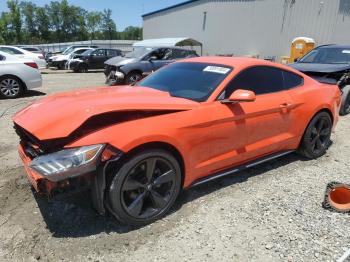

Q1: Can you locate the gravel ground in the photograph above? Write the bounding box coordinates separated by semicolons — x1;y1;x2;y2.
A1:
0;71;349;262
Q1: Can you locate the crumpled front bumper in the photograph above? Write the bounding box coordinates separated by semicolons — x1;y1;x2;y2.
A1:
105;70;125;85
18;144;94;195
18;144;55;193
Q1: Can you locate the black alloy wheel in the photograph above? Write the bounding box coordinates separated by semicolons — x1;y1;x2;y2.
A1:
299;112;332;159
108;150;181;226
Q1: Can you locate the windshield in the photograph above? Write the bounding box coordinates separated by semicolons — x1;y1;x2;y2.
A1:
137;62;232;102
299;47;350;64
125;47;153;58
62;47;75;55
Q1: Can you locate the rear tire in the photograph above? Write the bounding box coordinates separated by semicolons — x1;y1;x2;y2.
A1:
108;149;182;226
339;85;350;116
0;76;24;99
299;112;332;159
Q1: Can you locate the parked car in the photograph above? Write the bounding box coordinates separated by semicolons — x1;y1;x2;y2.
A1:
289;44;350;115
45;45;99;62
69;48;122;73
0;45;47;69
48;47;94;69
66;49;95;70
13;57;341;226
104;47;199;85
17;46;45;57
0;51;42;98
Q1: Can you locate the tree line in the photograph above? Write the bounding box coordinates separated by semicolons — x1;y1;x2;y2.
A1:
0;0;143;45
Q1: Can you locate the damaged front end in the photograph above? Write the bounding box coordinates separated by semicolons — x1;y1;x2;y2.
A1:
14;123;123;214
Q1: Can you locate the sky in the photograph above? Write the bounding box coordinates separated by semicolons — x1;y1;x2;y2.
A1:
0;0;186;30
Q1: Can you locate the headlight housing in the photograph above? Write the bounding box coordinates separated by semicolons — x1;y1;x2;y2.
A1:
29;144;104;182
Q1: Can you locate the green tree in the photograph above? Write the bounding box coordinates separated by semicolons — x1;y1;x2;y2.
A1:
0;13;11;44
36;6;51;43
122;26;142;40
0;0;143;44
87;11;102;40
20;1;37;43
101;9;116;40
7;0;22;44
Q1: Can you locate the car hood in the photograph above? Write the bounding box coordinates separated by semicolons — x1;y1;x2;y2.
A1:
289;63;350;73
13;86;198;140
104;56;138;66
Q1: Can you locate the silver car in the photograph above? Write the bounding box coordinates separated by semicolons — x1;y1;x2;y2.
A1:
0;51;42;98
104;47;198;85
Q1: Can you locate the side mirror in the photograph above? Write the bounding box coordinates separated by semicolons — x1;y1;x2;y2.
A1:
221;89;256;104
294;58;299;62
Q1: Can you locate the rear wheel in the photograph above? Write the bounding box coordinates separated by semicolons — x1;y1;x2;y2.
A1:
340;85;350;116
108;149;182;226
299;112;332;159
0;76;24;99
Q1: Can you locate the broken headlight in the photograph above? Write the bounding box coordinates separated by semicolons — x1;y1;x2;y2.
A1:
29;144;104;182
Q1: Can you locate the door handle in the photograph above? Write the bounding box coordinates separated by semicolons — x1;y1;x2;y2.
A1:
280;103;293;108
280;103;293;113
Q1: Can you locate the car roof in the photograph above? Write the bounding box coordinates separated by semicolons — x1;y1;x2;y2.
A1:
181;56;302;73
316;44;350;49
0;50;32;62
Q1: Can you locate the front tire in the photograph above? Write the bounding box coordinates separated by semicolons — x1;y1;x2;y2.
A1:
125;72;142;85
108;149;182;226
299;112;332;159
0;76;24;99
340;85;350;116
78;63;88;73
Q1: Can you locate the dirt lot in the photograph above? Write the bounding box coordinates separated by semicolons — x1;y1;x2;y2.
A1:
0;71;350;262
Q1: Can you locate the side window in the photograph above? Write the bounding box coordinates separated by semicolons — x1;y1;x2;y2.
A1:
74;49;88;55
92;49;106;57
107;49;119;57
162;49;172;60
169;49;185;59
222;66;284;98
283;70;303;89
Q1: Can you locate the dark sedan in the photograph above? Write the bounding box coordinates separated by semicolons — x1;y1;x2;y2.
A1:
69;48;122;73
289;44;350;115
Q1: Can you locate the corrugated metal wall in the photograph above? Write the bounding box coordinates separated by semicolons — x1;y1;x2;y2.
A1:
143;0;350;60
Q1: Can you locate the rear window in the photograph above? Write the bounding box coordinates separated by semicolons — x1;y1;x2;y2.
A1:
0;47;23;55
283;71;303;89
137;62;232;102
23;47;39;52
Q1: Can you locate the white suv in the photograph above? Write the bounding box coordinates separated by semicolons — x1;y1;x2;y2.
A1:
0;51;42;98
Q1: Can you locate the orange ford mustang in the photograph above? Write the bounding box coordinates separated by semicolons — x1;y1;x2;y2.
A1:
13;57;341;226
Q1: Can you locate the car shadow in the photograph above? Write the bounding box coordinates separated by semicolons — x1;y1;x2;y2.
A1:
23;90;46;97
0;90;46;100
34;152;306;238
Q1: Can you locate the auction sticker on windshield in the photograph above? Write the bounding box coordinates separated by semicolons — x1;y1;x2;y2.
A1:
203;66;231;74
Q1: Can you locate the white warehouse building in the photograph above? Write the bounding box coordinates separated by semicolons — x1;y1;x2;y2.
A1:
142;0;350;60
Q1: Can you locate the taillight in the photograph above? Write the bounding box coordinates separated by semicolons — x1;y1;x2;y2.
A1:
38;55;44;59
24;62;38;69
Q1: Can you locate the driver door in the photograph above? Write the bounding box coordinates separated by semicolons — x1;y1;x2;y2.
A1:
201;66;295;175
